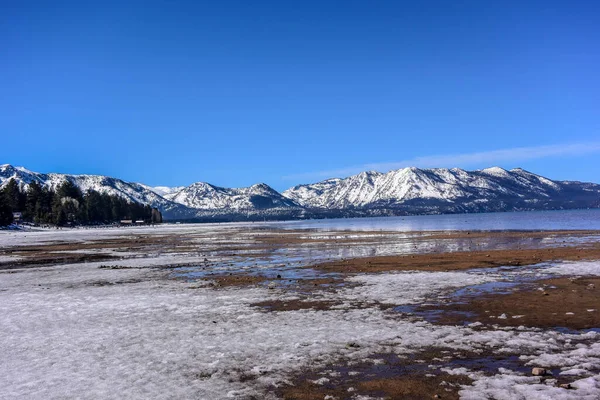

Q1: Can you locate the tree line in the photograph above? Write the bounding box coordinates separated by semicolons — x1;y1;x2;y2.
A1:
0;178;162;226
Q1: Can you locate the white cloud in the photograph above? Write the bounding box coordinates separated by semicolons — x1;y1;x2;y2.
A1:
283;141;600;182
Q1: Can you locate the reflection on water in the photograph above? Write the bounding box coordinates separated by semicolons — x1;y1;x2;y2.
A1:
174;230;599;282
170;209;600;287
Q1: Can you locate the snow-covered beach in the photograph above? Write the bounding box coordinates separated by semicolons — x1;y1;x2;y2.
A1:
2;222;600;399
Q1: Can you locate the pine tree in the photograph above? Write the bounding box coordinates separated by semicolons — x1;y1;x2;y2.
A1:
25;181;43;220
0;196;13;226
151;208;162;223
0;179;155;226
55;207;67;226
36;187;53;223
56;180;83;202
2;178;25;212
84;191;103;222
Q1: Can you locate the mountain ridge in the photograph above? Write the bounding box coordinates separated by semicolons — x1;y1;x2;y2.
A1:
2;164;599;221
283;166;600;215
0;164;302;220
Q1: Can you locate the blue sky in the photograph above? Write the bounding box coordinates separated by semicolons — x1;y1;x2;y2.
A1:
1;0;599;191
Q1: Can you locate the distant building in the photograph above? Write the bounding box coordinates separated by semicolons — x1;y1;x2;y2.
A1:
120;220;133;225
12;212;22;223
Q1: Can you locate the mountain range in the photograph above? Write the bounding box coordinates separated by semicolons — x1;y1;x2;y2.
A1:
1;164;599;221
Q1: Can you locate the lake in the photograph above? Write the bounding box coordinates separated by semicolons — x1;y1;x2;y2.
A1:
269;208;600;231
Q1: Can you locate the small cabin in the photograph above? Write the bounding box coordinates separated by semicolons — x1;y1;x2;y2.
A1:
12;212;22;223
120;219;133;225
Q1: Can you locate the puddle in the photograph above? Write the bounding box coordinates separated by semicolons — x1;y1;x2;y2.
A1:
394;305;476;325
393;262;594;330
552;327;600;335
450;281;521;299
300;350;532;390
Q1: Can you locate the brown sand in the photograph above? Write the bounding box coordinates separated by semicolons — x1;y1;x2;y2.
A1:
427;277;600;330
251;299;340;312
204;274;269;287
313;245;600;274
279;373;469;400
275;349;478;400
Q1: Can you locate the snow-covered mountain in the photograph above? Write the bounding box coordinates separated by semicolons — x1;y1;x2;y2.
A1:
0;164;303;221
2;163;599;221
139;184;185;197
283;167;600;214
0;164;191;218
165;182;300;211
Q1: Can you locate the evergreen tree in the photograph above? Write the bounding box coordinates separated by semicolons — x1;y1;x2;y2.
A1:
56;180;83;202
84;191;103;222
0;196;13;226
55;207;67;226
151;208;163;223
25;181;43;220
35;187;54;223
2;178;25;212
1;180;154;226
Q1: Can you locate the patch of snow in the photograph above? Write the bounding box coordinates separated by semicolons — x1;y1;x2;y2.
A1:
338;271;497;305
460;373;600;400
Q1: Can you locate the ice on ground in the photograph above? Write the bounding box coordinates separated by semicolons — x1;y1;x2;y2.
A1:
339;271;498;304
545;260;600;276
3;228;600;399
521;341;600;371
460;373;600;400
0;255;21;263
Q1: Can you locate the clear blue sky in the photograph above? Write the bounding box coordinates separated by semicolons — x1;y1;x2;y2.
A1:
1;0;599;191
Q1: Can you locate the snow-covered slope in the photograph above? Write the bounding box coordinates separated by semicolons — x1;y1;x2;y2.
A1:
0;164;302;221
0;164;190;218
139;184;185;197
3;163;599;220
166;182;300;211
284;167;600;214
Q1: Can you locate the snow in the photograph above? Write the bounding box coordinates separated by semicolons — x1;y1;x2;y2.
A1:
139;184;185;197
545;261;600;276
166;182;299;211
5;265;598;399
283;166;588;210
460;374;600;400
3;164;599;220
0;164;187;217
4;263;488;399
2;226;600;398
339;271;497;305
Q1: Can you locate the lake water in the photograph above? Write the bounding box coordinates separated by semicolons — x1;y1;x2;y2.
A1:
269;209;600;231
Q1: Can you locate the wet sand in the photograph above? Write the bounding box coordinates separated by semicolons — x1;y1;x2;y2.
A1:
423;276;600;330
313;245;600;274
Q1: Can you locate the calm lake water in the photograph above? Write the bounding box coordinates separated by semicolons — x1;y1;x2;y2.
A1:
269;209;600;231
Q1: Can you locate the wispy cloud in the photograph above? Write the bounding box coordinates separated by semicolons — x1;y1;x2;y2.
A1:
283;141;600;183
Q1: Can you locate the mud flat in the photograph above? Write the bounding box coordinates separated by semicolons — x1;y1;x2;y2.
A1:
2;224;600;399
417;276;600;330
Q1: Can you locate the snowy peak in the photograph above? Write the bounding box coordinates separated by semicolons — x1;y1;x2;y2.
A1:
480;166;510;177
141;185;185;197
1;164;301;219
283;167;600;212
166;181;299;211
0;164;44;188
3;163;599;220
0;164;190;218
